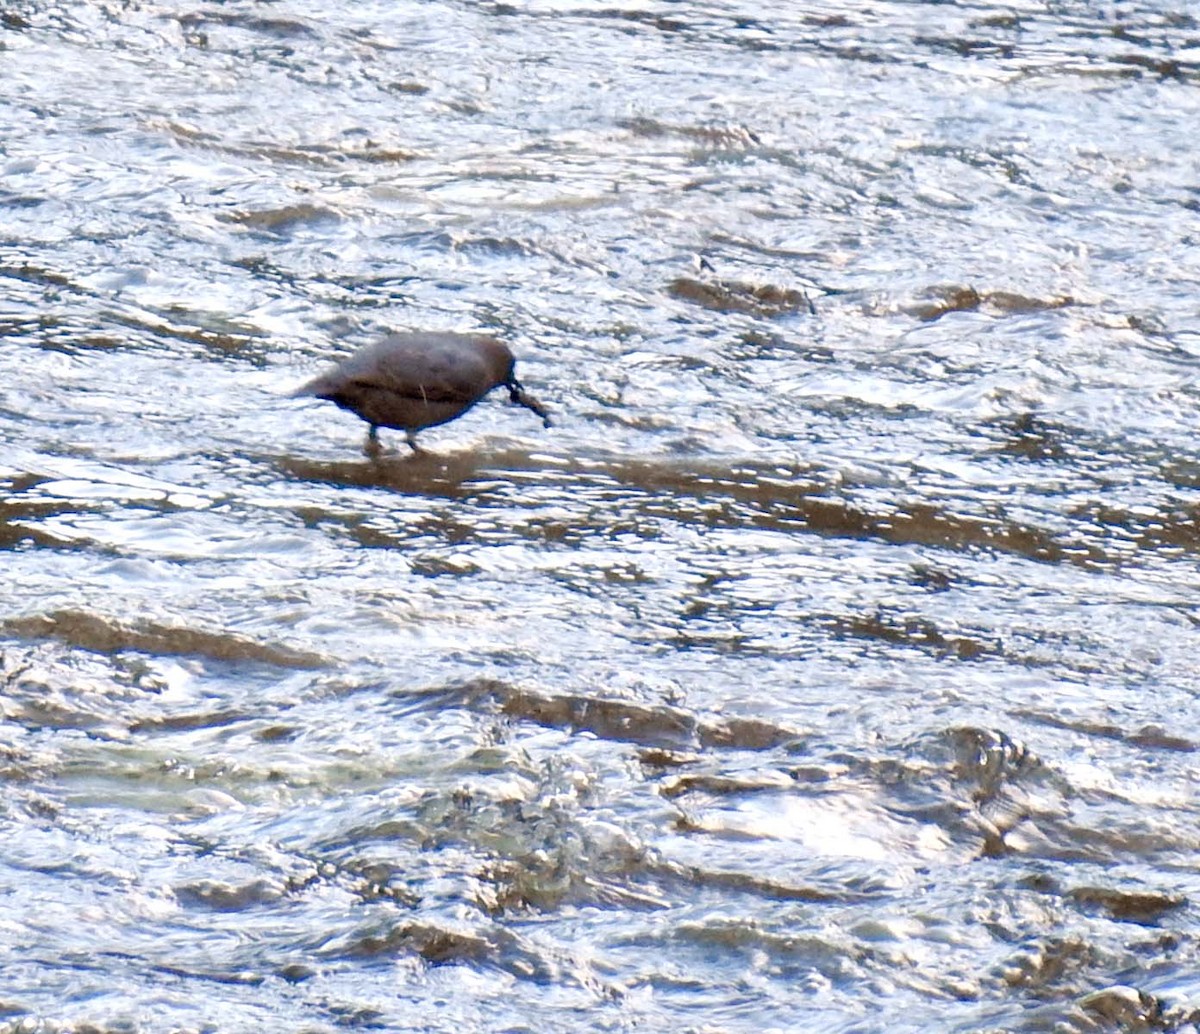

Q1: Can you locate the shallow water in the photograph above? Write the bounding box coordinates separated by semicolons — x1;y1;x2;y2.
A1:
3;1;1200;1031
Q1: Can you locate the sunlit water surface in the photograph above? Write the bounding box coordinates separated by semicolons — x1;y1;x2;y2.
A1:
2;2;1200;1031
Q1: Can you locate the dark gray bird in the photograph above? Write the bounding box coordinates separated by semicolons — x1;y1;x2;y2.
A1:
293;331;551;454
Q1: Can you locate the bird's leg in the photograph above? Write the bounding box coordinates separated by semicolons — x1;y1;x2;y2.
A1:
508;379;553;428
405;430;423;453
364;425;382;458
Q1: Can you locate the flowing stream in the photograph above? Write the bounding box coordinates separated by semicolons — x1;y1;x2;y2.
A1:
2;2;1200;1031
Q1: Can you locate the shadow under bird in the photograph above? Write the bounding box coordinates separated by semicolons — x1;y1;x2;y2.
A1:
293;331;552;454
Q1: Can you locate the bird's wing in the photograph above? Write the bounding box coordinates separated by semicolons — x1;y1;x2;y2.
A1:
352;339;492;404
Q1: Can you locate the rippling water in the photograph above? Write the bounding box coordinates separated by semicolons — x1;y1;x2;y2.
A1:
3;2;1200;1031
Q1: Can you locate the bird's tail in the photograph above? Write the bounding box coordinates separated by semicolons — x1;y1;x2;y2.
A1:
290;372;336;399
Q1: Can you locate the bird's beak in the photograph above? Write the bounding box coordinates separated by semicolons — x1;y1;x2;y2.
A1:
508;379;552;428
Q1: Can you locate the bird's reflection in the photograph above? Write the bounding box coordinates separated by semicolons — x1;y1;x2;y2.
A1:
276;443;554;497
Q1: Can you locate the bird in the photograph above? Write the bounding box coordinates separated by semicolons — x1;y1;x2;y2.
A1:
293;331;552;455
